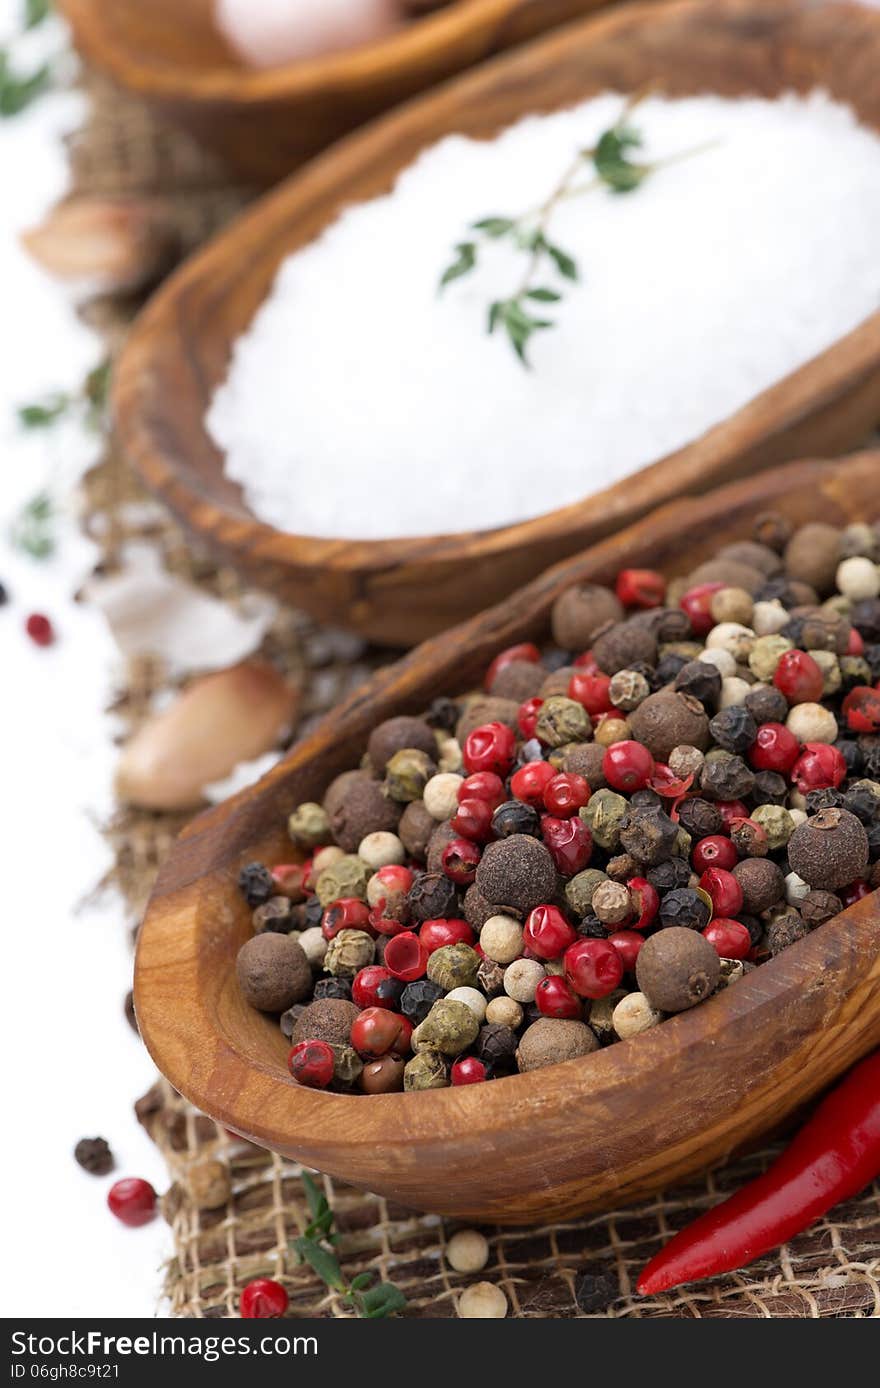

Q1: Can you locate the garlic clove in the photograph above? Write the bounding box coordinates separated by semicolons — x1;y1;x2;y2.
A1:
116;660;298;811
22;197;176;295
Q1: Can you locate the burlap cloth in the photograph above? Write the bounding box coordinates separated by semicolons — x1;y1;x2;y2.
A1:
68;75;879;1319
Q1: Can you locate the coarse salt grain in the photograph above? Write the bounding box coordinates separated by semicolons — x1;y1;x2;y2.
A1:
208;92;880;540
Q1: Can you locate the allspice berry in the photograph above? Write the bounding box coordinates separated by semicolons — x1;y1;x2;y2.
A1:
329;780;401;854
476;835;557;915
784;523;842;595
456;697;519;744
562;742;607;789
732;858;785;914
399;799;436;861
635;928;720;1013
236;934;312;1013
551;584;623;651
360;1055;406;1094
289;998;359;1048
187;1159;231;1211
516;1018;598;1072
629;691;710;762
592;621;658;676
367;715;437;771
787;808;869;889
489;660;545;702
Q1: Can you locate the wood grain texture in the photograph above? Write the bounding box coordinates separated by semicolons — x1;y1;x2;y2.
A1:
135;454;880;1224
114;0;880;645
57;0;618;184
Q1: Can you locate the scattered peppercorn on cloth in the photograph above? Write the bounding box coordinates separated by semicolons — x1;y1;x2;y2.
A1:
70;73;880;1320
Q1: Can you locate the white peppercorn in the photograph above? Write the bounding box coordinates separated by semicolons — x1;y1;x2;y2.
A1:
445;986;488;1023
503;958;546;1003
485;996;523;1029
705;622;755;661
836;556;879;601
437;738;463;773
480;914;525;965
458;1282;508;1318
696;647;737;678
612;992;662;1039
423;772;464;821
752;600;791;636
447;1229;489;1274
312;844;345;875
592;880;632;925
786;703;838;744
748;634;793;682
298;926;327;968
784;871;810;905
719;676;752;708
358;831;405;869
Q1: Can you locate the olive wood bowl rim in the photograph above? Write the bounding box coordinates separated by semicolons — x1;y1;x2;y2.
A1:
134;453;880;1159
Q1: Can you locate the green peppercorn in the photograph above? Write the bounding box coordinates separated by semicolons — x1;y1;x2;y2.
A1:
315;855;370;907
384;748;436;803
416;999;480;1056
287;801;332;849
427;943;481;992
580;788;628;850
324;928;375;978
747;634;793;682
329;1042;364;1087
535;696;592;749
565;868;609;917
752;803;796;851
403;1051;450;1091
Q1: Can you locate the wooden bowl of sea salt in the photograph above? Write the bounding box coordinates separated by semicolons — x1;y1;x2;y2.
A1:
57;0;613;185
115;0;880;647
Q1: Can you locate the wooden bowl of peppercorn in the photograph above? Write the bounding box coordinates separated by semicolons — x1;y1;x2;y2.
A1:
135;453;880;1224
114;0;880;647
57;0;617;186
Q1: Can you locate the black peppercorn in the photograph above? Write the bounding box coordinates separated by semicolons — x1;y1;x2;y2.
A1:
752;770;788;806
302;895;323;929
801;889;843;928
646;858;692;895
677;797;723;839
744;684;789;726
252;897;295;933
864;645;880;681
630;606;693;644
866;821;880;858
755;576;803;608
543;645;574;672
767;910;809;956
852;598;880;643
804;788;845;816
491;799;541;839
630;788;662;810
654;652;690;685
709;706;758;755
237;861;274;908
577;915;609;938
313;977;353;1002
700;754;755;802
425;696;460;732
842;786;880;824
74;1137;114;1176
835;739;864;776
575;1271;618;1314
740;914;763;947
675;660;722;708
520;1002;544;1029
477;1023;519;1067
659;887;711;930
859;740;880;781
400;979;444;1025
408;871;459;922
619;803;679;865
280;1004;306;1038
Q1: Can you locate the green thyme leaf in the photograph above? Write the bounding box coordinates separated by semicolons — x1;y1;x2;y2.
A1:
439;241;477;291
300;1171;327;1222
544;241;579;281
0;51;52;117
24;0;51;29
357;1283;408;1319
348;1272;374;1292
83;359;112;431
18;392;70;429
11;489;55;559
525;287;561;303
293;1236;346;1292
593;125;648;194
472;216;515;238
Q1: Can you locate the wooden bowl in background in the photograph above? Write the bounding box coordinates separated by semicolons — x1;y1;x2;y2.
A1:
57;0;621;185
114;0;880;646
134;454;880;1225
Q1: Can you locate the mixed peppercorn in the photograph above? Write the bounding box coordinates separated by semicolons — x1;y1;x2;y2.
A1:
235;516;880;1094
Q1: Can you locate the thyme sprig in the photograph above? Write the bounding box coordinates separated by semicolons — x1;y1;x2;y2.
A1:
440;92;716;366
0;1;54;118
290;1173;407;1319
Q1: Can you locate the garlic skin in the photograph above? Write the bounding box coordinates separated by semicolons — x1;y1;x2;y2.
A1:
215;0;401;68
22;197;175;295
116;660;298;811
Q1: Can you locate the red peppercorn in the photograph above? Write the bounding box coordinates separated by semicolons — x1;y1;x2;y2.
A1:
842;686;880;734
271;862;311;899
846;627;865;657
542;816;593;875
543;772;591;818
839;879;871;907
791;743;847;793
568;672;614;717
368;908;410;937
288;1040;335;1088
535;975;582;1019
350;1008;412;1059
441;837;481;884
352;965;400;1009
384;931;428;982
702;919;751;960
650;764;695;800
107;1177;156;1227
564;937;624;999
774;649;824;705
628;877;660;931
451;1056;488;1085
602;740;655;793
607;929;644;973
518;696;544;740
572;650;600;673
715;798;750;829
692;835;739;874
748;722;800;774
523;904;578;959
699;867;744;919
616;568;666;609
458;771;506;808
463;721;516;777
679;582;724;637
485;642;541;691
240;1278;290;1319
419;918;475;953
322;897;372;940
510;760;557;806
372;864;414;895
451;796;494;843
25;612;55;646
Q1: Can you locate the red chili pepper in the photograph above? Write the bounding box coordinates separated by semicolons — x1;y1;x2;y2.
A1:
637;1049;880;1295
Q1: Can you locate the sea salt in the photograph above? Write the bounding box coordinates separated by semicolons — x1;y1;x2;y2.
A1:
208;91;880;541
